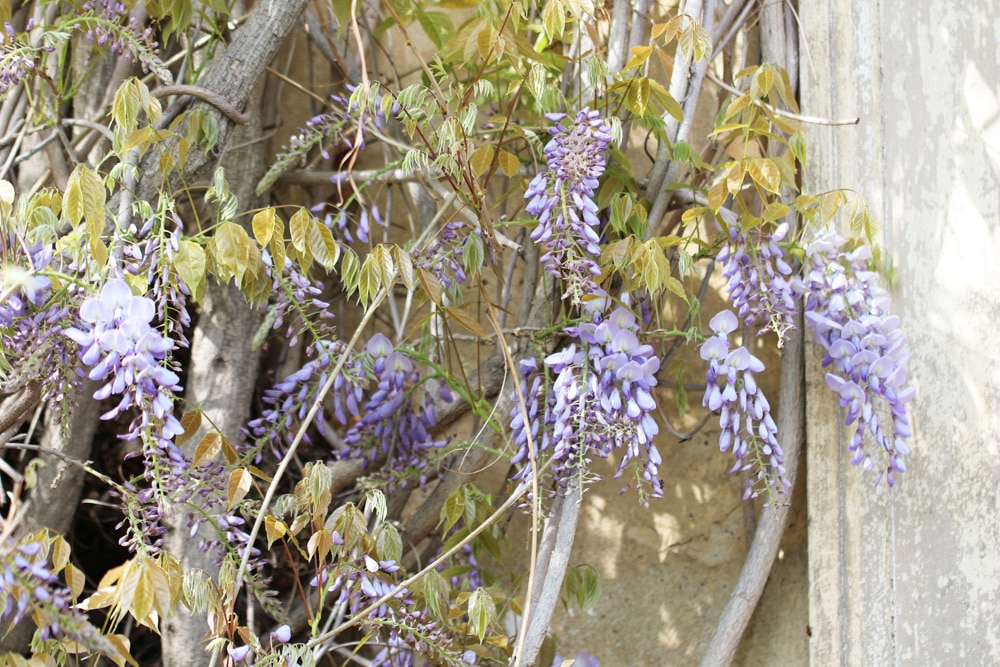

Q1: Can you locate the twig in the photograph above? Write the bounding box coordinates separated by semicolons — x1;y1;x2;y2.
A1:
0;385;41;437
706;72;858;125
151;84;251;124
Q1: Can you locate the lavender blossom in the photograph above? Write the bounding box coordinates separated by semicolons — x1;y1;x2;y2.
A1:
64;278;185;550
0;534;113;653
794;231;915;485
0;21;53;96
511;293;663;501
524;109;613;303
1;232;82;424
338;334;450;489
716;222;796;341
76;1;160;73
700;310;787;500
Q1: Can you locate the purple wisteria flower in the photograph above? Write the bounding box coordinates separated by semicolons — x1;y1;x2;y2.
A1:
337;334;450;489
716;222;796;341
64;278;185;550
77;1;159;69
0;535;113;652
0;20;53;96
700;310;787;500
794;231;915;485
310;555;460;666
511;294;663;501
524;109;613;303
1;232;81;422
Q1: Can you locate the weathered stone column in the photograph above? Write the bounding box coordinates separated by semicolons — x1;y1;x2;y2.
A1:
800;1;1000;663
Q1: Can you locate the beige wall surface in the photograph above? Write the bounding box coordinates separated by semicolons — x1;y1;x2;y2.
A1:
800;1;1000;664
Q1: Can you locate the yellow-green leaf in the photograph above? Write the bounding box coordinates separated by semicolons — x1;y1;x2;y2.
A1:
625;45;652;71
176;410;202;446
748;158;780;193
174;240;206;302
469;145;494;177
443;305;490;339
65;563;86;600
726;160;746;194
210;221;254;287
64;165;106;235
227;468;251;510
396;247;414;292
265;516;287;548
497;149;519;177
193;432;221;467
252;208;276;246
418;267;442;306
289;208;311;253
542;0;566;40
468;587;496;643
309;219;340;272
708;180;727;212
112;78;142;135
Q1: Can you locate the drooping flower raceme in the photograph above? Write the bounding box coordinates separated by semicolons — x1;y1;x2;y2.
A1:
64;278;185;549
338;334;450;489
700;310;787;499
511;296;663;501
0;533;113;653
524;109;613;303
716;222;796;341
794;231;915;485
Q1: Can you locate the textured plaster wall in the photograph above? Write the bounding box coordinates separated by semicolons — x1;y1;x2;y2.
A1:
800;1;1000;663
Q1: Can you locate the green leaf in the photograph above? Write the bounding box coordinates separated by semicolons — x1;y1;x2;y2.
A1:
542;0;566;40
374;522;402;562
421;569;449;622
468;587;496;643
340;247;361;298
463;233;484;276
358;251;383;306
63;165;106;235
440;486;466;533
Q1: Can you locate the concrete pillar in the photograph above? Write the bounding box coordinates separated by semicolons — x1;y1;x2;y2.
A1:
800;1;1000;663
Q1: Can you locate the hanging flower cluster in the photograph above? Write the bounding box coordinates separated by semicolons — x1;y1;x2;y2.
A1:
511;296;663;501
794;231;914;485
700;310;787;499
716;221;796;341
0;534;112;653
338;334;450;489
524;109;612;303
0;20;53;95
64;278;185;549
1;233;81;424
77;1;158;67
